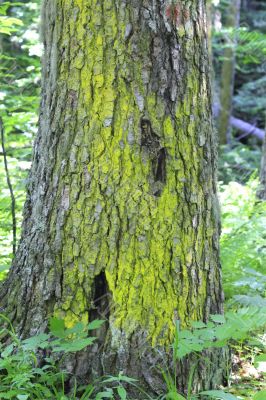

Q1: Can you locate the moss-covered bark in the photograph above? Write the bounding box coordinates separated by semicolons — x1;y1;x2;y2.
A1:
218;0;241;145
0;0;225;394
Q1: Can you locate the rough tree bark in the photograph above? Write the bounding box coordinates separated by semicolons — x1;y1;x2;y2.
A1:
218;0;241;145
0;0;225;394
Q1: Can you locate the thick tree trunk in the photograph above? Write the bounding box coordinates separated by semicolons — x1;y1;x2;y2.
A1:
0;0;225;394
218;0;241;145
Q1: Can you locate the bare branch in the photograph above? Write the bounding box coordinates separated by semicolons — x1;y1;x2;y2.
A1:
0;117;17;256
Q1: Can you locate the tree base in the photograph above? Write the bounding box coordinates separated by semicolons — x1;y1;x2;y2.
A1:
61;332;229;398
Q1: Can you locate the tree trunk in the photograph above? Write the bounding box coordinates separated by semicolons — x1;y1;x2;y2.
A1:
258;130;266;200
0;0;225;394
218;0;241;145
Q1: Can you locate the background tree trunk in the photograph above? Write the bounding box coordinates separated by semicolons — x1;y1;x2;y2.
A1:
218;0;241;145
0;0;225;394
258;126;266;200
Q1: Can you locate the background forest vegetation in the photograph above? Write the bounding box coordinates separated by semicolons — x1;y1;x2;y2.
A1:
0;0;265;399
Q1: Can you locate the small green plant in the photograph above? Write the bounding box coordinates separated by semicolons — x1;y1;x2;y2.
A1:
0;316;152;399
0;314;104;399
95;373;149;400
159;308;266;400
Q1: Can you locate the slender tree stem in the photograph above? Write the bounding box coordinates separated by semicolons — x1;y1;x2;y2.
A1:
0;117;16;256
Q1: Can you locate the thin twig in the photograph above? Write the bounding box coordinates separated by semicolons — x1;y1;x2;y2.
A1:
0;145;32;157
0;117;16;256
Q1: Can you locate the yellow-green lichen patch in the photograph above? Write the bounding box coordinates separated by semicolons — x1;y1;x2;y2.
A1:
50;0;218;347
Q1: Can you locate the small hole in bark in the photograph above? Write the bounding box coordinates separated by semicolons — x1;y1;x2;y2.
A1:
140;117;167;196
140;117;160;150
140;118;152;147
153;189;162;197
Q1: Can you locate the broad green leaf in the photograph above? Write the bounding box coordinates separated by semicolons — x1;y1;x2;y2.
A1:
102;376;119;383
199;329;215;341
88;319;105;330
117;386;127;400
200;390;239;400
0;3;10;15
1;343;14;358
253;390;266;400
0;391;20;399
210;315;226;324
22;333;50;350
95;390;114;399
0;16;23;35
117;374;138;383
65;322;85;336
179;330;194;339
255;354;266;363
52;337;95;353
103;375;137;384
49;318;66;338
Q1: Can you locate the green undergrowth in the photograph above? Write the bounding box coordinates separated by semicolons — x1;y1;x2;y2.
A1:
218;143;261;185
0;310;265;400
219;178;266;307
